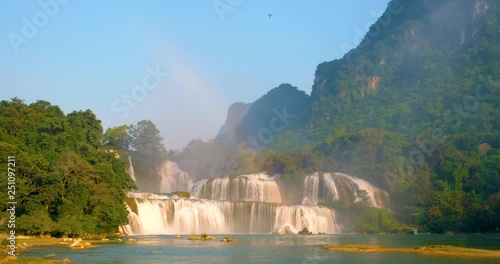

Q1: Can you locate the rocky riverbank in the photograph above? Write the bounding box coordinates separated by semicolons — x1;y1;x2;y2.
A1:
0;234;137;263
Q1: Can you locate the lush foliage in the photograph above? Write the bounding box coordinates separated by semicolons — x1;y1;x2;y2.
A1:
206;0;500;233
276;0;500;233
0;99;136;236
336;207;401;234
104;120;168;192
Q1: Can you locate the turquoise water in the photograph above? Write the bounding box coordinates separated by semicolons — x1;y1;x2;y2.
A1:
21;234;500;263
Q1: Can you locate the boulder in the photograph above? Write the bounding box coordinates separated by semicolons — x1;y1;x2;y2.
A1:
188;233;216;240
69;238;82;248
221;237;237;242
283;226;293;234
298;227;312;235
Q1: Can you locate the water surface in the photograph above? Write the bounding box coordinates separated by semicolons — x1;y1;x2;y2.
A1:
21;234;500;264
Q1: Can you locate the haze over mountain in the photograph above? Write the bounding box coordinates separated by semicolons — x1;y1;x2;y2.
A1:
0;0;391;150
217;0;498;150
208;0;500;232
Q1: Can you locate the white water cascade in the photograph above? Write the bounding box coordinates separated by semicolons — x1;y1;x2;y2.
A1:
302;172;389;208
274;206;341;234
191;174;282;203
158;161;193;193
127;155;136;183
122;195;340;235
119;204;143;235
121;168;390;235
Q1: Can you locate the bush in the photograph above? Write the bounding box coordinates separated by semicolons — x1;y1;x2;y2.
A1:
17;212;55;236
337;207;400;233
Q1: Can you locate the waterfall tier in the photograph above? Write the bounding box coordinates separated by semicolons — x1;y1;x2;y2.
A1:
302;172;389;208
122;170;390;235
274;206;340;234
159;161;193;193
121;195;340;235
127;192;170;200
191;173;282;204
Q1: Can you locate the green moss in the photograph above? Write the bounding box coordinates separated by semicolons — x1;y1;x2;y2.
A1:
125;198;138;215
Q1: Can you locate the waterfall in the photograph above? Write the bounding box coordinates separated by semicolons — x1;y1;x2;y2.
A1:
127;157;193;193
302;174;319;205
158;161;194;193
191;174;282;203
302;172;389;208
127;155;136;183
122;171;390;235
122;194;339;235
119;203;143;235
274;206;341;234
127;192;171;200
337;173;389;208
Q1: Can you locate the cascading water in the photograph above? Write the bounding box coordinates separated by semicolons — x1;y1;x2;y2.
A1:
121;168;390;235
158;161;193;193
127;155;136;183
123;196;339;235
302;172;389;208
127;192;170;200
274;206;341;234
191;174;282;203
302;174;320;205
119;204;143;235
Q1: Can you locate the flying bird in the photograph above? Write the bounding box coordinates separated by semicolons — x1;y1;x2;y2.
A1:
268;13;273;18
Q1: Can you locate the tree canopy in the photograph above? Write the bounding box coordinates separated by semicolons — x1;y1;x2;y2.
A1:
0;99;136;236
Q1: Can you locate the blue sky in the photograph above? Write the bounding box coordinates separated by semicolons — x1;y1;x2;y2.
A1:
0;0;390;149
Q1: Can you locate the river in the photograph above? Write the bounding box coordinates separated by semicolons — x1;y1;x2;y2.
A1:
20;234;500;263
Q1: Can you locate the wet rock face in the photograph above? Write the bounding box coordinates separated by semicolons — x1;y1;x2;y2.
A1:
298;227;312;235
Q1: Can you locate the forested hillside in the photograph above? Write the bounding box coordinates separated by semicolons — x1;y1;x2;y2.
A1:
0;99;136;236
103;120;168;193
204;0;500;233
2;0;498;236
